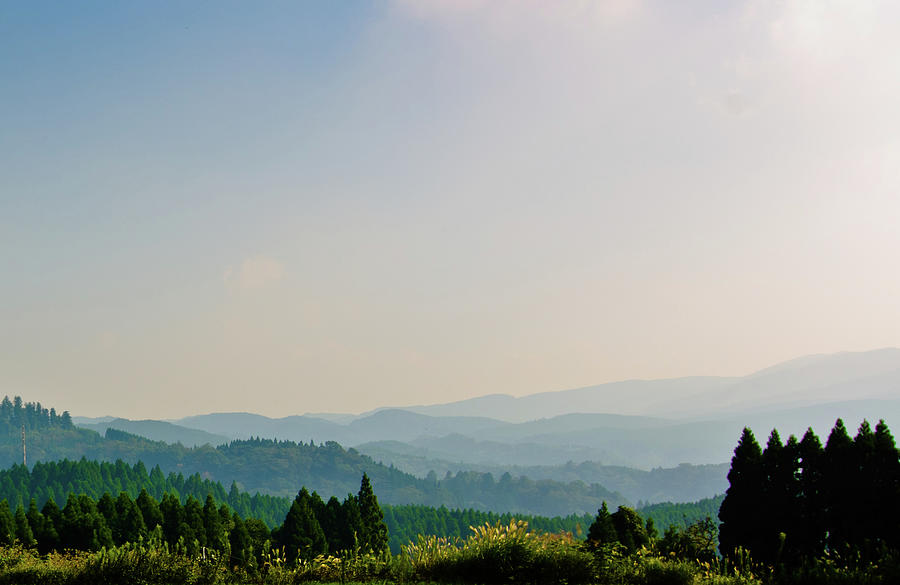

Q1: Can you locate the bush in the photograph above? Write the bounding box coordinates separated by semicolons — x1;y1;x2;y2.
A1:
76;543;206;585
0;544;78;585
638;558;696;585
403;520;595;585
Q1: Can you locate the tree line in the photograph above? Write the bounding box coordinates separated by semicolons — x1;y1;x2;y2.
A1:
0;396;72;432
585;501;720;565
382;504;595;553
0;456;652;554
0;418;627;517
718;418;900;567
0;459;291;527
0;473;388;571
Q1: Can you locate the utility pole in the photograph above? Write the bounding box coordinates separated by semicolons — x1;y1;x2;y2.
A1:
21;424;26;466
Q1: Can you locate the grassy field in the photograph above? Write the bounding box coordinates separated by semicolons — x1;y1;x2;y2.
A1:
0;522;894;585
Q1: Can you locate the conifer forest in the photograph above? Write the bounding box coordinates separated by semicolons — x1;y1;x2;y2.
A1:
0;396;897;584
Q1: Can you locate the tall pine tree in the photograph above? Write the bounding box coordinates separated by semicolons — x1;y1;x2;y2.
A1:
276;487;327;564
719;427;764;559
357;474;388;556
872;420;900;549
795;428;825;559
823;419;856;554
586;502;617;549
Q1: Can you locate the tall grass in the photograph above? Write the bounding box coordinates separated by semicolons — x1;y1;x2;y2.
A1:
402;519;595;584
0;532;894;585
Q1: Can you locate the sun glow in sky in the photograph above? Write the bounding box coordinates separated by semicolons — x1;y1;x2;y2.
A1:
2;1;900;419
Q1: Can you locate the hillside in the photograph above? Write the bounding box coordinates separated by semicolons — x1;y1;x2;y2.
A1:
154;349;900;471
76;418;230;447
355;444;729;504
10;349;900;513
3;456;689;554
0;399;628;517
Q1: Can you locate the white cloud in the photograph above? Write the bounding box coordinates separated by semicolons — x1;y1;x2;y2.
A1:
224;255;285;291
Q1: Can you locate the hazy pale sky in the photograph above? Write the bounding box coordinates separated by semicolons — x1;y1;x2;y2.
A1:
3;1;900;419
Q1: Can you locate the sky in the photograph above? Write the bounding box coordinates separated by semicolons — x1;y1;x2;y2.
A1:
2;1;900;420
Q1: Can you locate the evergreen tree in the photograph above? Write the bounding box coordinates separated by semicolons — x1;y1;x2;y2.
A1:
872;420;900;549
25;499;44;548
159;493;184;547
719;427;764;559
645;517;658;542
276;488;328;564
14;504;35;547
586;502;617;549
759;430;799;565
115;492;146;544
97;492;118;532
0;500;14;545
795;428;825;560
854;420;879;557
0;398;11;423
320;496;346;553
59;494;113;551
229;512;252;569
218;504;234;539
823;419;857;554
340;493;363;552
203;494;225;551
183;495;206;554
244;517;271;562
357;474;388;555
136;488;163;531
38;498;61;553
610;506;648;554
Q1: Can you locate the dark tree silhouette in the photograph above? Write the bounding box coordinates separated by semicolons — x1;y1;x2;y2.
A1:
719;427;764;559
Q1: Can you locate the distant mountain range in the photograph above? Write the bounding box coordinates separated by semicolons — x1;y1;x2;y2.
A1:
372;347;900;422
76;418;231;447
70;348;900;501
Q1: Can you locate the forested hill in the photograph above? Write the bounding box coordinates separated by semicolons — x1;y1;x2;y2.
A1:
0;457;715;554
0;396;73;434
110;431;627;516
0;459;290;528
0;398;626;517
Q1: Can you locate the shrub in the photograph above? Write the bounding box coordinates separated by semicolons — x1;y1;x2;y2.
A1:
403;520;595;585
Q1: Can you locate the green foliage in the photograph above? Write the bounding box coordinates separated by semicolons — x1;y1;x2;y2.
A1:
719;418;900;571
60;493;113;551
79;541;208;585
13;505;34;547
638;494;724;534
382;502;593;554
274;487;328;563
587;502;617;548
371;454;730;505
587;502;650;554
0;411;628;517
0;455;609;569
0;458;289;528
659;516;718;563
0;537;892;585
611;505;649;554
0;501;13;546
357;473;389;556
403;520;595;585
0;396;73;434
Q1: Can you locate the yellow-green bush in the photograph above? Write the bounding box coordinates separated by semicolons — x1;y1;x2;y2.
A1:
403;520;595;584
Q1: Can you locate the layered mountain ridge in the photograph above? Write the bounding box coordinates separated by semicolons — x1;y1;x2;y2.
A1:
67;348;900;503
